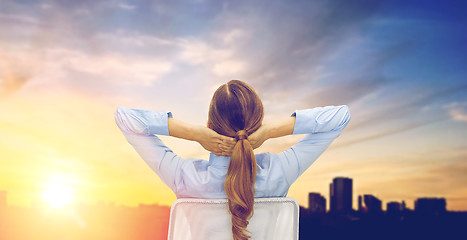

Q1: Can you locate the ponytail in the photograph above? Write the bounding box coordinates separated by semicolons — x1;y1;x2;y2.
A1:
207;80;264;240
224;130;257;240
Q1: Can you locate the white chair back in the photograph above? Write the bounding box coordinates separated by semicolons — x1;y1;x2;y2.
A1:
167;197;299;240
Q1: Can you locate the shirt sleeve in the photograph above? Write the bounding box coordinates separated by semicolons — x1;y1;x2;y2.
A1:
277;105;351;185
114;106;183;191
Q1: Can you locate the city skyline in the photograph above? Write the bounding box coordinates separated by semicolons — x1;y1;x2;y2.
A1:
0;174;460;213
1;0;467;211
0;180;462;240
307;176;451;213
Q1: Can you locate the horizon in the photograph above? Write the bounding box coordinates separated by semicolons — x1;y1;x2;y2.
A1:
0;173;463;212
1;0;467;213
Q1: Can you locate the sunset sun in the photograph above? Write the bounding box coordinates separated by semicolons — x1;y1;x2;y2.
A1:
41;182;75;208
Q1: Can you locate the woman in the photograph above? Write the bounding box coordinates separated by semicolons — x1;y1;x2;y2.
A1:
114;80;350;240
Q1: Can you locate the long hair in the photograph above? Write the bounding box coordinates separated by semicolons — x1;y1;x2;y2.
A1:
208;80;264;240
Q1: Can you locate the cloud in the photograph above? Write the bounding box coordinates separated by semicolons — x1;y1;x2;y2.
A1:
0;63;31;96
178;38;232;65
165;1;389;118
0;0;386;100
0;47;43;96
328;83;467;148
118;3;137;10
216;0;382;87
0;13;40;25
212;60;246;77
332;117;446;149
444;101;467;122
2;0;463;129
216;28;247;45
0;46;174;98
349;84;467;132
47;48;173;86
95;31;174;49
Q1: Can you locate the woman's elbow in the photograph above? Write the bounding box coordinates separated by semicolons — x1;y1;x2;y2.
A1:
337;105;351;129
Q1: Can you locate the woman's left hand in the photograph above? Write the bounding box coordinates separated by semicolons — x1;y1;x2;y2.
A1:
195;126;236;156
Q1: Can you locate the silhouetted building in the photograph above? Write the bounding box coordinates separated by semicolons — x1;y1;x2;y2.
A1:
358;195;364;212
415;198;446;215
363;194;382;213
308;192;326;214
401;200;406;211
0;191;6;209
330;177;352;213
386;201;401;214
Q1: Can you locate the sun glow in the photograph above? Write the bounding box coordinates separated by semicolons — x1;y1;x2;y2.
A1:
41;182;75;208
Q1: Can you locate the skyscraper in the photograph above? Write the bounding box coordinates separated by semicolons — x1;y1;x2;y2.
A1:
308;192;326;214
401;200;407;211
415;198;446;215
358;195;363;212
363;194;382;213
330;177;352;213
387;201;402;214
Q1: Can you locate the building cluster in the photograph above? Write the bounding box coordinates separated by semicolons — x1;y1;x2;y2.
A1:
308;177;447;215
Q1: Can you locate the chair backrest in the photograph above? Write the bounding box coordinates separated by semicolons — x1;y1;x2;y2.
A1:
167;197;299;240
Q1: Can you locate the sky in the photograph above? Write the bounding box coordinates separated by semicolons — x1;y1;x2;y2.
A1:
1;0;467;211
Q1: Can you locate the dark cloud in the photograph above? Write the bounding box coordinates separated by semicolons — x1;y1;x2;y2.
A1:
349;84;467;131
332;117;446;149
217;0;382;89
303;41;416;107
328;84;467;148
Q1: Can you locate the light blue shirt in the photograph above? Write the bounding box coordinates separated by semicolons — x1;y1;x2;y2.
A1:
114;105;350;199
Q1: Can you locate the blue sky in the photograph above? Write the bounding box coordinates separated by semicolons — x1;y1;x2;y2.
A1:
1;0;467;209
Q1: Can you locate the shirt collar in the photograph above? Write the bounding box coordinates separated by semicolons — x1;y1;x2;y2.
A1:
209;153;231;168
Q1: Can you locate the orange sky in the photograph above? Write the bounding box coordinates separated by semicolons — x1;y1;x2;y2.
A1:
1;0;467;211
